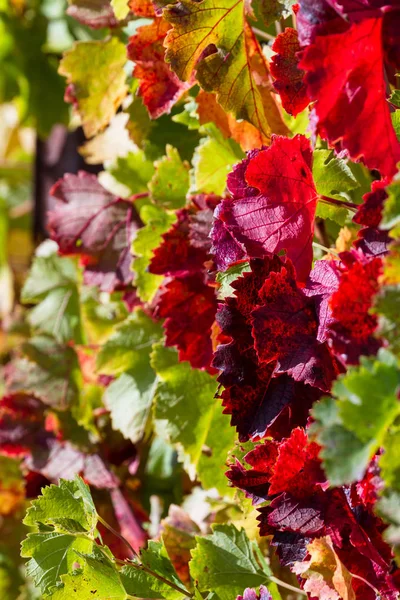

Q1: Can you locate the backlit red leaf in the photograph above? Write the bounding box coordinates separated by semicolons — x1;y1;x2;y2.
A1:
49;171;141;292
127;18;192;119
212;135;318;282
299;17;400;177
270;28;310;116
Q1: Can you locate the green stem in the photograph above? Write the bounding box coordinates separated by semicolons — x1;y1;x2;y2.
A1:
312;241;339;257
98;516;193;599
97;515;137;558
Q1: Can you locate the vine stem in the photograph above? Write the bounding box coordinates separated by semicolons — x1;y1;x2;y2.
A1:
319;195;358;212
97;516;193;599
252;27;275;41
97;515;138;558
269;576;307;596
312;242;339;257
130;191;150;202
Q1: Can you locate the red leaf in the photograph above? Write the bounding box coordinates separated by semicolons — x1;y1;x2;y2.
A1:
353;178;389;228
154;275;217;372
212;135;318;283
0;394;48;457
329;251;383;363
49;171;141;292
66;0;119;29
214;257;324;441
270;28;310;116
251;262;340;391
127;18;192;119
299;17;400;177
149;208;210;278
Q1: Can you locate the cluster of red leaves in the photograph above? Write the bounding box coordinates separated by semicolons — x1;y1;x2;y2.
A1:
227;428;400;600
228;428;400;599
150;194;220;371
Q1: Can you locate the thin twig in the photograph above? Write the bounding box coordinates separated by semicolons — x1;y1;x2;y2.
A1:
97;515;137;558
269;575;307;596
97;517;193;598
252;27;275;41
319;195;358;212
313;242;339;257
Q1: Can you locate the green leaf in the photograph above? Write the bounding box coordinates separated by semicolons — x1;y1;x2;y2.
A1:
98;310;161;443
172;99;200;130
23;477;97;532
254;0;297;26
96;309;163;376
51;547;127;600
7;336;80;410
21;532;92;596
104;369;157;444
313;149;359;224
133;205;176;302
109;150;155;195
189;524;270;600
149;146;189;209
382;176;400;231
377;491;400;553
22;252;83;344
311;351;400;486
191;125;244;196
59;37;127;138
151;345;235;494
197;401;237;497
216;262;251;299
111;0;130;19
121;540;187;600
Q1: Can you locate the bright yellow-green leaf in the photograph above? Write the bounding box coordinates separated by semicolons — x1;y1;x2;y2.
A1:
59;37;128;137
163;0;288;141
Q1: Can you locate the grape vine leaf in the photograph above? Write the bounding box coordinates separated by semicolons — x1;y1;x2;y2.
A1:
212;135;318;282
299;17;400;177
151;345;235;493
127;16;192;119
293;537;355;600
256;0;296;26
59;37;128;138
121;540;187;600
313;149;359;225
5;336;80;411
21;533;93;596
162;0;289;141
49;171;141;292
104;371;157;445
99;310;162;443
21;251;83;345
189;524;272;600
270;28;310;117
132;205;177;302
196;91;267;151
23;476;97;532
97;310;163;376
51;547;127;600
111;0;129;19
109;150;155;196
191;125;245;196
149;146;189;209
311;351;400;485
66;0;119;28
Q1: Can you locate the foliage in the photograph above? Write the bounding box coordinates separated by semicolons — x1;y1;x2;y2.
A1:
0;0;399;599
